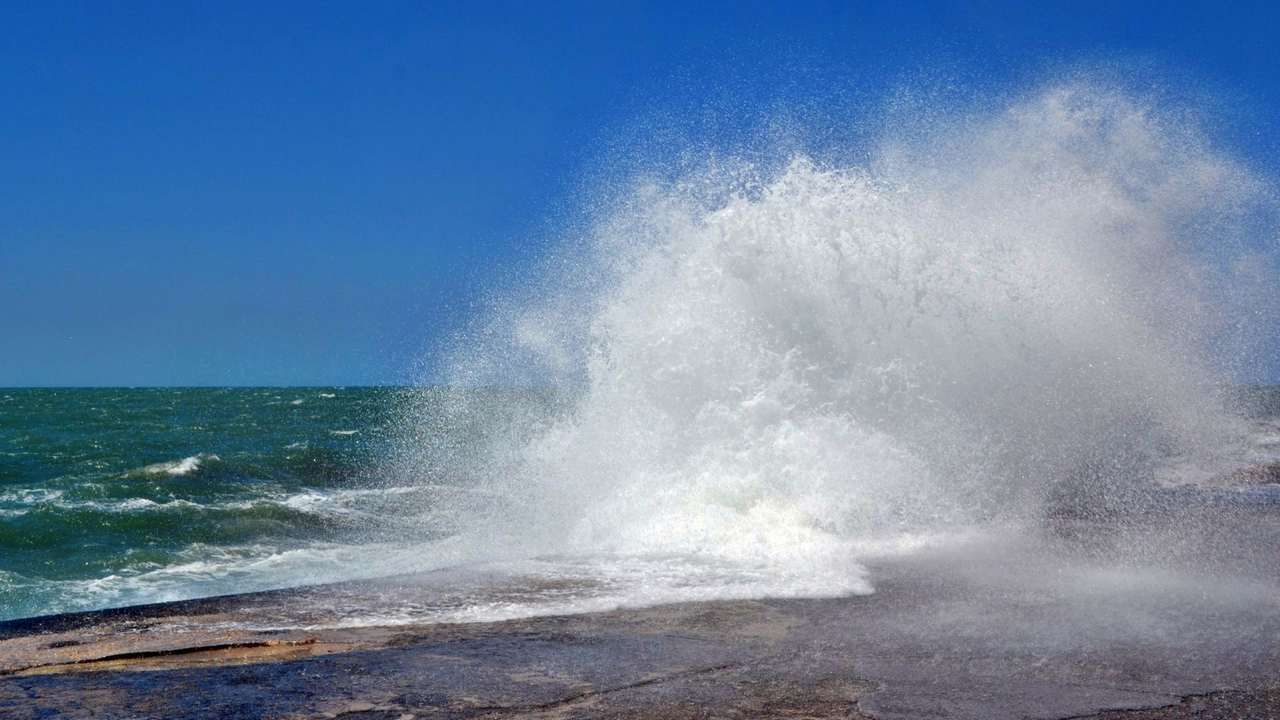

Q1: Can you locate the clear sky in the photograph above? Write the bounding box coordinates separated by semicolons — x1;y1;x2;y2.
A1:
2;1;1278;386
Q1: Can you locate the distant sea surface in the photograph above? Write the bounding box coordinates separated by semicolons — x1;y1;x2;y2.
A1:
0;388;416;622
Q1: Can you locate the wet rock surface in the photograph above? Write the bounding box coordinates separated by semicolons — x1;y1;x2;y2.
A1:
2;487;1278;719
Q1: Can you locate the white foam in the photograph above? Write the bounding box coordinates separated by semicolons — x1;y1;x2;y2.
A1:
402;80;1278;608
0;488;64;504
135;453;219;477
41;542;439;614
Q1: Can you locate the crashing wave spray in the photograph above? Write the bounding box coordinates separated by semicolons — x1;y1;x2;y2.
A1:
402;81;1277;606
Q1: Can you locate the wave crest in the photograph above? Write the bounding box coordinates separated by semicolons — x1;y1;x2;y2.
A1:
131;453;222;478
402;80;1279;602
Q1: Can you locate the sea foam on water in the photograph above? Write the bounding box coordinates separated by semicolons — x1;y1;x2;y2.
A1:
404;80;1278;605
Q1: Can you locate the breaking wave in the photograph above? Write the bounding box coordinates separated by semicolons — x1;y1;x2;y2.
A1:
131;453;221;478
402;80;1279;603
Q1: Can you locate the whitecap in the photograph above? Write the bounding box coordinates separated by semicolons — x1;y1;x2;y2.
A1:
133;453;220;477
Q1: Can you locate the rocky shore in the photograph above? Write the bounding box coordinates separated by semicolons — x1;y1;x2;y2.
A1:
2;482;1278;719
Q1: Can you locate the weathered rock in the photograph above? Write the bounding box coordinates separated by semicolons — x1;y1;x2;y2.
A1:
2;494;1279;719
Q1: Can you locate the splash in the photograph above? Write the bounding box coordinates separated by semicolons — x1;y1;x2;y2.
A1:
403;81;1277;604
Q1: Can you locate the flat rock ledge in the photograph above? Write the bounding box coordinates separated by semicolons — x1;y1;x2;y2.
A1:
4;483;1280;719
1;575;1277;719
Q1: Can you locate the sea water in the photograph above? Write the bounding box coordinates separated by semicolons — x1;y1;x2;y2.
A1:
0;387;417;620
4;80;1280;625
393;80;1280;615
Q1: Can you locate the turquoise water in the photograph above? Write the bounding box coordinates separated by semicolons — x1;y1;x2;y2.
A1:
0;388;416;621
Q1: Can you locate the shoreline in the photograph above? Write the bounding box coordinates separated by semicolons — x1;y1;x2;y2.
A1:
3;594;1277;719
3;482;1279;719
2;538;1278;719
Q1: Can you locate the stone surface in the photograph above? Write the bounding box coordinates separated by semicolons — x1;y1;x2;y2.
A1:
2;488;1278;719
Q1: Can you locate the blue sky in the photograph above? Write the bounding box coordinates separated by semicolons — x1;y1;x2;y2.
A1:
2;1;1278;386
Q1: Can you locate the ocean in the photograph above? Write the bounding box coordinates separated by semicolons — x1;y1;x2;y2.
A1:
3;384;1278;627
5;81;1280;628
0;387;416;621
